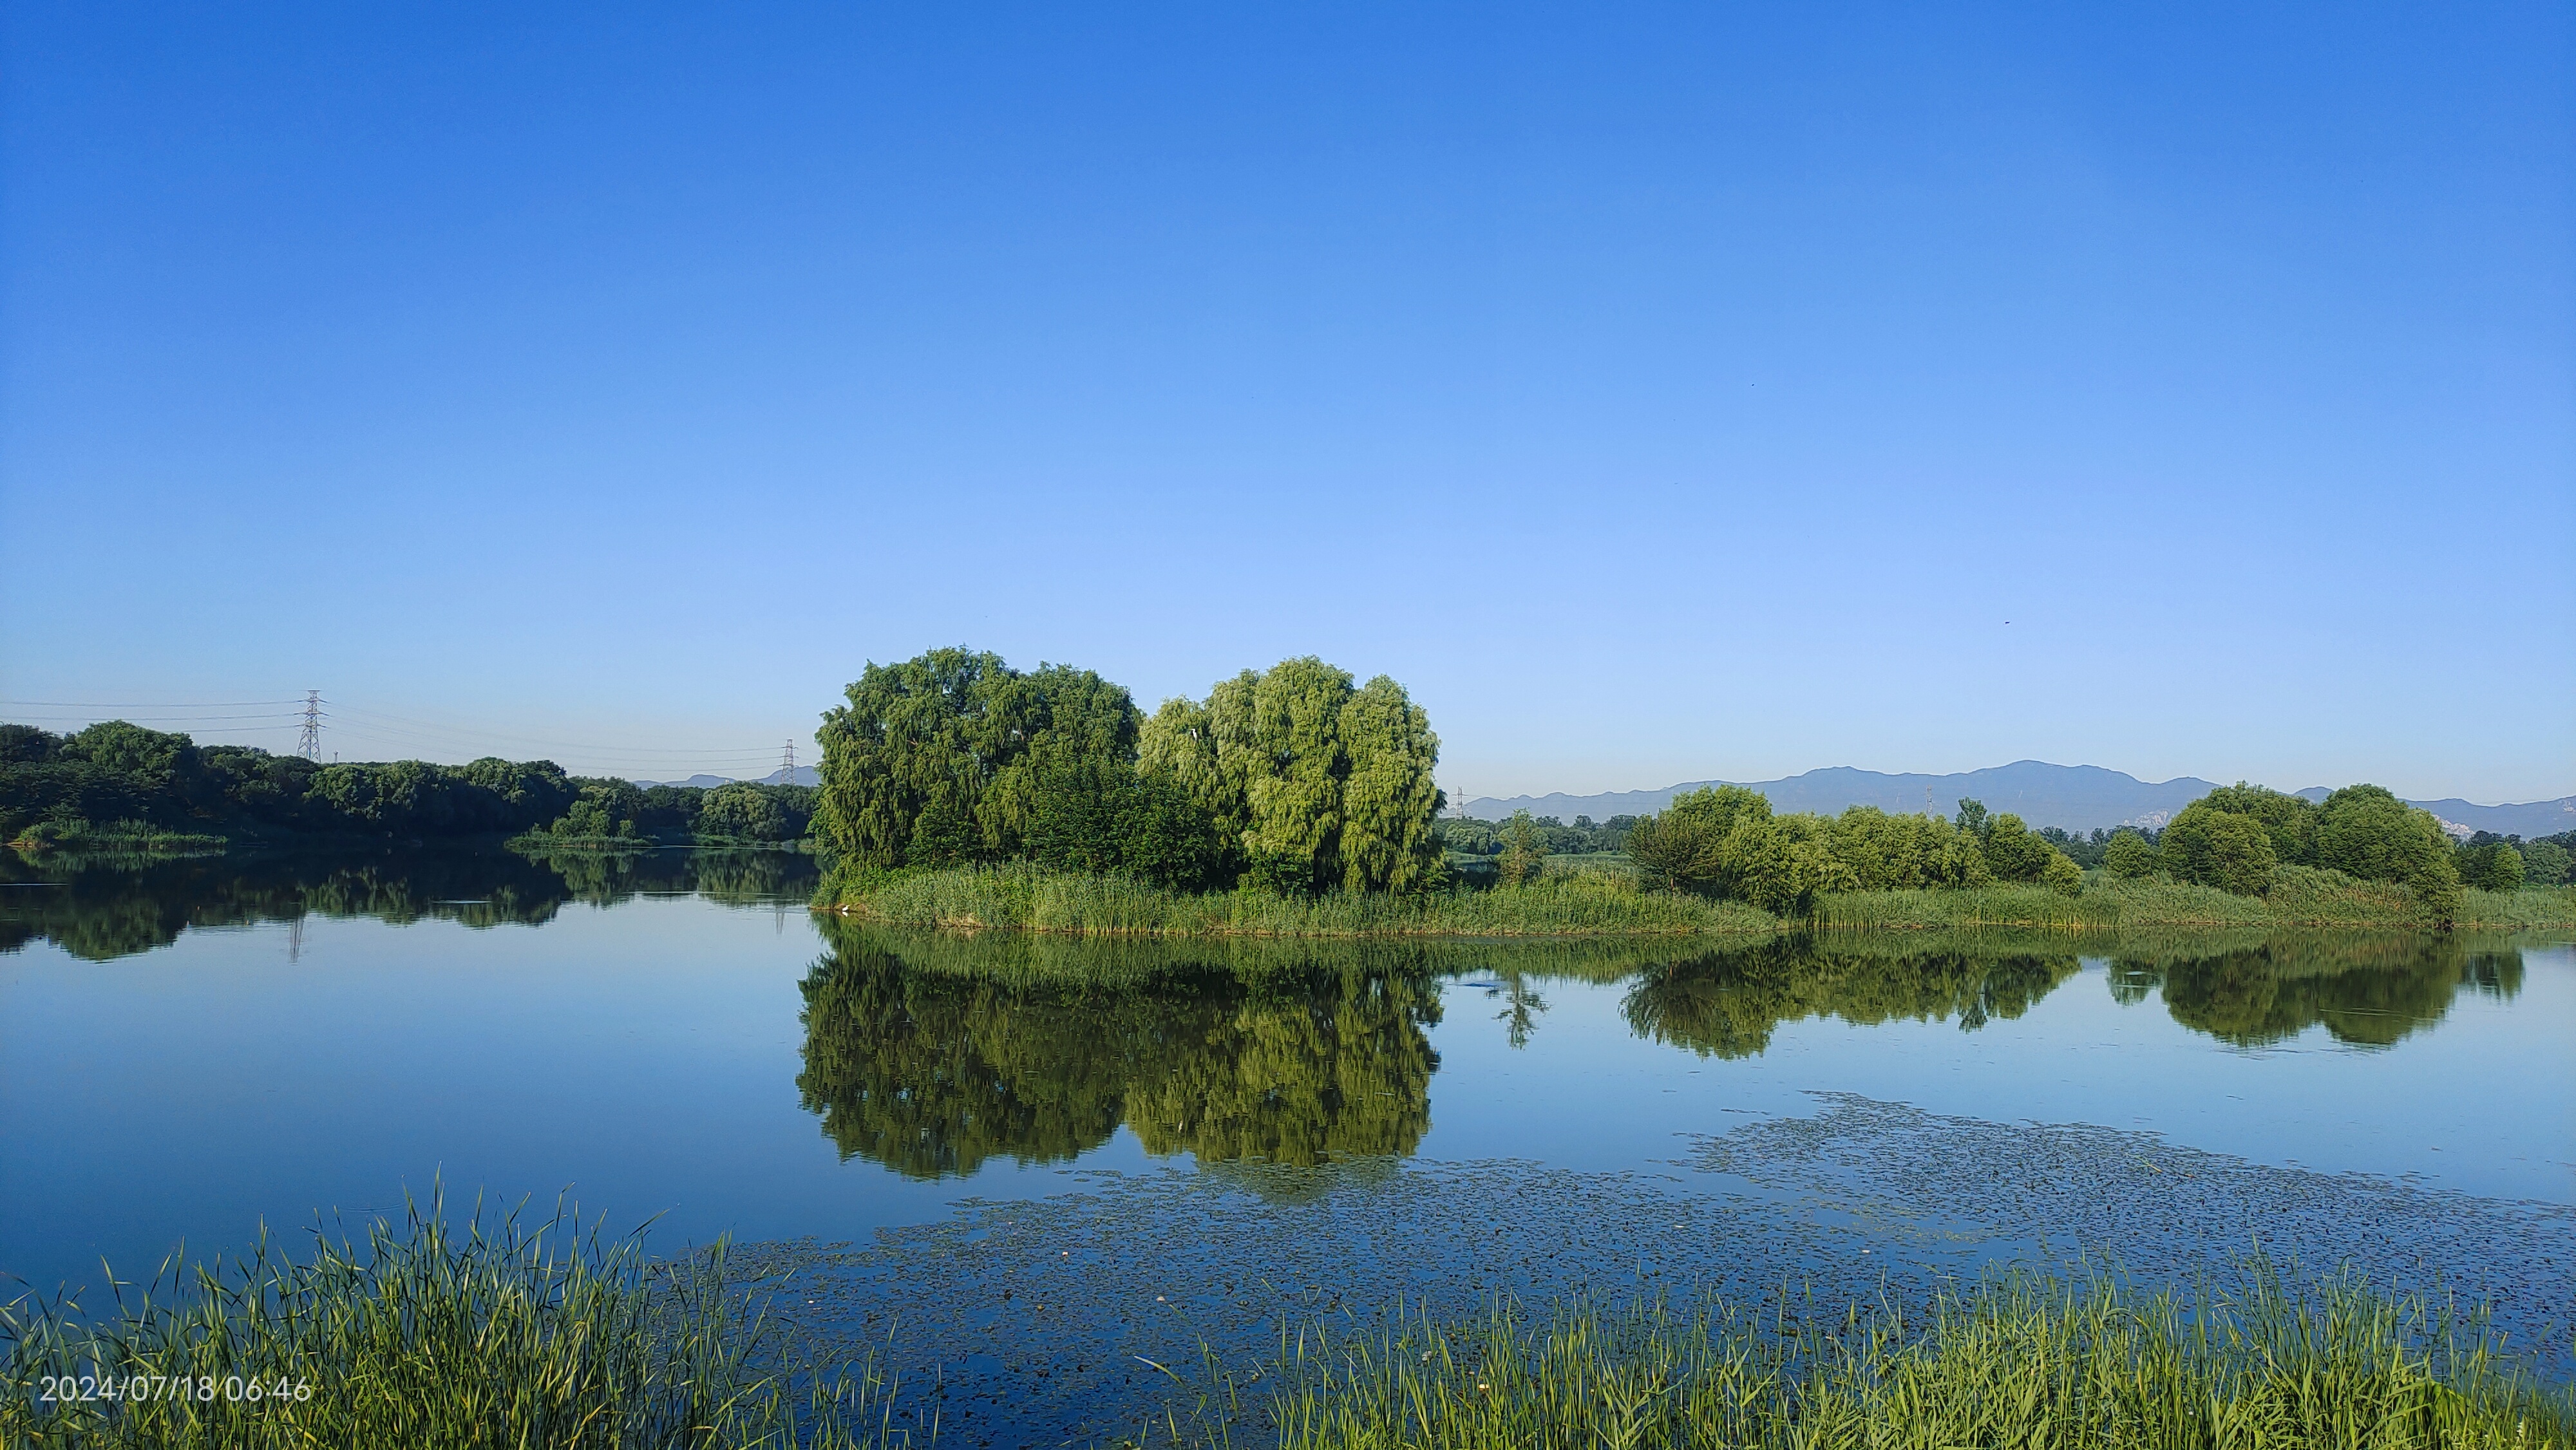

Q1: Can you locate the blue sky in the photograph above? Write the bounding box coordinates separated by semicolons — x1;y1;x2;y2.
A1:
4;3;2569;802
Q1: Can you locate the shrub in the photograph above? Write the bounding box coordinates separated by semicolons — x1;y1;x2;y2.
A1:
2101;830;2157;878
2160;804;2278;896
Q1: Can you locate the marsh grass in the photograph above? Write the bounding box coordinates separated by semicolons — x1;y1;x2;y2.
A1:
829;861;2576;942
823;862;1774;937
0;1192;905;1449
2461;884;2576;931
1208;1269;2574;1450
1808;871;2575;932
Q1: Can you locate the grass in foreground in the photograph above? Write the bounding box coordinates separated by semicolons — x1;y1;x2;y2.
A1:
1;1194;902;1449
1222;1270;2573;1450
820;861;1775;937
9;1204;2567;1449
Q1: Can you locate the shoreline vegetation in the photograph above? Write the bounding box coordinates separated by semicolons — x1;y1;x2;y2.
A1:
5;1201;2566;1449
805;649;2575;940
816;860;2576;937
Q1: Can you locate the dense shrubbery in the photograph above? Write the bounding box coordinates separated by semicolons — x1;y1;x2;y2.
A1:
2151;783;2464;920
815;648;1445;894
0;720;814;847
1624;788;2081;916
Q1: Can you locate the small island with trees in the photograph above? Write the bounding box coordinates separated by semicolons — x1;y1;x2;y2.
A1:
804;648;2573;936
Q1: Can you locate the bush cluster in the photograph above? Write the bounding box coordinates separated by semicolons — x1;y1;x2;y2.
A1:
1624;788;2083;916
2148;784;2465;920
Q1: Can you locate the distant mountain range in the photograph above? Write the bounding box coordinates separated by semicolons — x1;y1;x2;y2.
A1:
1462;761;2576;840
630;766;820;789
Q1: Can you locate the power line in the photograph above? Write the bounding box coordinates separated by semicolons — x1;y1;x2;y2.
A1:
0;699;303;708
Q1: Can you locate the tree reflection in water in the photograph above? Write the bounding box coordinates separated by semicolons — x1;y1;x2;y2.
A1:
794;922;1441;1178
1619;937;2083;1059
2110;934;2524;1049
0;844;819;961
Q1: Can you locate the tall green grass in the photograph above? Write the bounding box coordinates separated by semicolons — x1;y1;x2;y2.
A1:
822;863;2576;940
821;862;1776;937
1233;1270;2572;1450
2461;884;2576;931
1;1193;904;1449
1809;869;2576;932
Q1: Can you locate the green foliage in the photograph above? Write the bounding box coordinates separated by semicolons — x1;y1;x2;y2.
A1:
1495;811;1546;887
2159;802;2279;895
813;648;1145;871
2454;840;2525;892
820;650;1445;896
693;782;786;841
1;722;585;844
1141;657;1447;894
2197;781;2320;863
0;1193;894;1449
1626;793;2072;917
2522;838;2571;887
1248;1268;2571;1450
2100;829;2156;878
2316;785;2464;923
819;861;1775;936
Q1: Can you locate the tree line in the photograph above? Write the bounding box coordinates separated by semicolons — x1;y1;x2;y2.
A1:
2090;782;2559;919
1616;787;2086;914
813;648;1445;893
0;721;812;848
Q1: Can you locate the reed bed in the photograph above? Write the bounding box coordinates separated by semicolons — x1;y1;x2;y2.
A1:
1808;871;2575;932
0;1193;904;1449
1236;1270;2573;1450
822;863;1775;937
2461;884;2576;931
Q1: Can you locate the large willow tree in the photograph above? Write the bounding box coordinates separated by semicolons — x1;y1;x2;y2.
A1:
813;647;1144;870
1139;656;1444;894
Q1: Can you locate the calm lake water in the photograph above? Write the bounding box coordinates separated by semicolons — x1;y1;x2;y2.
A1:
5;848;2571;1436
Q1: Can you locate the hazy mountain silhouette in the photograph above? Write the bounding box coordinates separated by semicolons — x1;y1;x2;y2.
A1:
631;766;820;789
1466;761;2575;838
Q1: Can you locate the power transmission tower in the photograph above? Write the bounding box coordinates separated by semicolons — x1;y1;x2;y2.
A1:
779;740;797;784
296;692;325;760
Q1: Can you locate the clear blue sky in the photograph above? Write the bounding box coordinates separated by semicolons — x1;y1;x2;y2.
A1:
4;3;2569;802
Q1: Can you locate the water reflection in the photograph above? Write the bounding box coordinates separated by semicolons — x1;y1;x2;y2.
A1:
1621;939;2082;1058
2107;935;2524;1049
791;925;2544;1180
0;845;818;960
795;921;1441;1176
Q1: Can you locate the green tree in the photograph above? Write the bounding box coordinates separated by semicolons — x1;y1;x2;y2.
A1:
1336;675;1446;891
1496;810;1546;887
813;649;1144;870
697;783;790;842
1625;785;1772;894
2456;842;2524;891
2159;802;2277;895
2101;830;2157;878
2521;839;2570;887
1952;798;1991;842
2315;784;2462;923
2196;783;2319;865
1723;813;1860;916
1140;657;1444;894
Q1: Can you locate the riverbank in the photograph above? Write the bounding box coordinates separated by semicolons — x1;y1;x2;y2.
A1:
815;860;1779;936
815;861;2576;937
